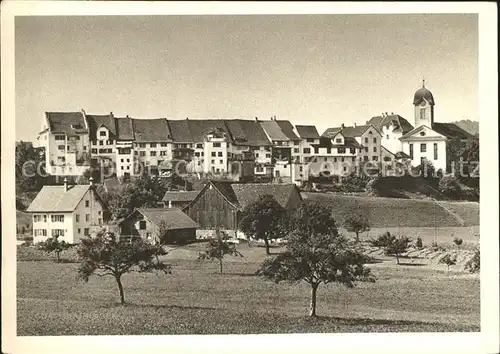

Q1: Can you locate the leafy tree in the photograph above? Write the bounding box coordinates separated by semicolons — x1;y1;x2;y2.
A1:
415;236;423;249
77;231;171;304
370;232;411;265
38;236;73;263
453;237;463;249
15;141;46;192
438;175;462;197
238;194;289;255
439;254;457;272
257;201;374;317
343;213;370;242
465;247;480;273
198;230;243;274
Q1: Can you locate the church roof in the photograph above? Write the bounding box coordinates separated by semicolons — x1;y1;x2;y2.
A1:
432;123;474;140
413;83;435;105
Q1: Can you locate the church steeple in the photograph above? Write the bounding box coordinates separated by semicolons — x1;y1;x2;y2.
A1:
413;81;435;128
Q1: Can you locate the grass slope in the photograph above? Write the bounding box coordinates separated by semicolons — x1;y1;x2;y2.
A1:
17;243;480;335
302;193;479;228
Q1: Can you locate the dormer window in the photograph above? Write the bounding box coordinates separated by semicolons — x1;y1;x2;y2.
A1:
71;124;82;129
335;138;342;143
99;131;106;136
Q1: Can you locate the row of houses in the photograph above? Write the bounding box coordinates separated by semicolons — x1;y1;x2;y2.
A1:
27;178;302;245
37;83;473;184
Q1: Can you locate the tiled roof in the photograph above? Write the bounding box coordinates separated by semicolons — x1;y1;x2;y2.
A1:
168;119;193;142
275;120;300;140
132;118;172;142
226;120;272;146
187;119;232;143
115;117;135;140
341;125;372;137
137;208;199;230
367;114;414;135
231;183;300;210
162;191;200;202
312;137;362;149
45;112;87;136
86;114;117;140
394;151;411;159
322;127;343;138
26;185;91;212
260;121;289;141
432;123;474;140
295;125;320;139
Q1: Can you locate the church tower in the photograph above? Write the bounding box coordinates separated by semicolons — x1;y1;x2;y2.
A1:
412;80;435;129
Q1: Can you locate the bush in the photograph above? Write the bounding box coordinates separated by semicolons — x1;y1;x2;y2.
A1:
370;231;411;265
465;247;480;273
438;175;462;197
439;254;457;271
453;237;463;248
416;236;423;249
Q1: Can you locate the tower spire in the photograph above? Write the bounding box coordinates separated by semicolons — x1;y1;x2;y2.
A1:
422;78;425;88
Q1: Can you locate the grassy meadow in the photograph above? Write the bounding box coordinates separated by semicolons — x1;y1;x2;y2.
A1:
17;242;480;335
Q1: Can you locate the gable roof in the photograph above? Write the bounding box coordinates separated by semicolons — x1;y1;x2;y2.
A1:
26;185;92;212
168;119;193;142
260;121;289;141
322;127;343;138
86;114;117;140
275;120;301;140
432;123;474;140
45;112;87;136
115;117;135;140
162;190;200;203
311;136;362;149
367;114;414;135
186;119;232;143
132;118;172;142
341;125;380;137
135;208;199;230
399;125;447;140
224;120;272;146
296;125;320;139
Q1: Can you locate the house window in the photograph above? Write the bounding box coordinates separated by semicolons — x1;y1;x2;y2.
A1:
219;160;223;164
420;108;426;120
140;151;146;156
303;148;311;154
384;156;392;162
324;157;327;162
196;143;203;149
327;147;331;154
139;220;147;230
255;153;259;158
150;151;157;157
34;229;47;237
99;141;104;146
160;143;168;147
34;215;47;222
51;215;64;222
386;134;390;139
160;151;167;156
341;157;345;162
338;147;346;154
85;200;89;207
364;147;368;152
294;148;299;153
150;143;157;148
218;152;223;157
55;135;65;141
77;228;81;234
373;137;377;143
306;138;314;143
314;147;319;154
420;131;426;136
91;148;97;154
364;137;368;143
51;229;65;237
294;141;299;145
211;160;215;164
364;156;369;162
85;214;90;222
350;148;356;154
109;139;114;144
256;165;264;172
299;166;303;172
343;166;347;172
139;143;146;148
84;228;90;236
420;143;427;153
58;145;65;150
373;147;377;152
372;156;378;161
265;154;271;158
352;156;356;162
409;144;414;159
211;152;216;157
333;157;337;162
433;143;438;160
213;142;221;148
100;131;106;136
76;214;80;222
335;138;342;143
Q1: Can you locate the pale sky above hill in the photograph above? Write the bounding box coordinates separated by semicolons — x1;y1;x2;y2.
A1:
15;14;478;142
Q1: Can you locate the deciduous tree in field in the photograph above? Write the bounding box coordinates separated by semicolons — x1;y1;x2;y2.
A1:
38;236;72;263
238;194;289;255
198;230;243;274
370;232;411;265
439;254;457;272
77;231;171;305
257;201;374;317
342;213;370;242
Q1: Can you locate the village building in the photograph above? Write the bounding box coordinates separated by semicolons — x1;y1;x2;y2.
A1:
162;190;200;209
118;208;198;245
182;181;302;238
26;178;106;244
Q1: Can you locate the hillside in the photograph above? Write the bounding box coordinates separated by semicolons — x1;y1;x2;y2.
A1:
452;119;479;136
302;193;479;228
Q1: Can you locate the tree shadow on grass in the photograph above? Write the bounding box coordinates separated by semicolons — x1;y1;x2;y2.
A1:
396;262;426;267
99;303;219;311
308;315;439;327
223;272;259;277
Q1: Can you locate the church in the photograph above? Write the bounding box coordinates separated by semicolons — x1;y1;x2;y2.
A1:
368;81;474;172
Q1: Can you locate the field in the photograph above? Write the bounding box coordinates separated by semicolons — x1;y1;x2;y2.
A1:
17;242;480;335
302;193;480;228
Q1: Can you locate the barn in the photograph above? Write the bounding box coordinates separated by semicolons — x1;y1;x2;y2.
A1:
182;181;303;235
118;208;198;245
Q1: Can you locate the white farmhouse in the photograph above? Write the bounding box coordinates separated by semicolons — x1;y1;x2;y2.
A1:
26;179;106;244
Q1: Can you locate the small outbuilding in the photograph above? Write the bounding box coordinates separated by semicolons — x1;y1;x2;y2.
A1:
118;208;199;245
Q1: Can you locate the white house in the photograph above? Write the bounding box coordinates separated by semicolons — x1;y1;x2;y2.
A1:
26;178;106;244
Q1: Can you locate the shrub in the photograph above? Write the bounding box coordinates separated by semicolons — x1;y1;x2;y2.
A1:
416;236;423;249
438;175;462;197
38;236;73;263
439;254;457;272
465;247;480;273
370;231;411;265
453;237;463;248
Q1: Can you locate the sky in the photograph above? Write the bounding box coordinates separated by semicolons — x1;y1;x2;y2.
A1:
15;14;478;142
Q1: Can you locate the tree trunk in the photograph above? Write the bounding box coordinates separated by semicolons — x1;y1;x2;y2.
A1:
395;253;400;265
355;232;359;243
219;258;223;274
115;275;125;305
264;237;270;255
56;251;61;263
309;283;319;317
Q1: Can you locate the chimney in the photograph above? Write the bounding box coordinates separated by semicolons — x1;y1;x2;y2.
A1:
255;117;258;121
354;123;357;127
110;112;113;117
64;177;68;191
89;176;93;186
274;115;277;120
341;123;345;129
391;112;394;115
126;114;129;118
